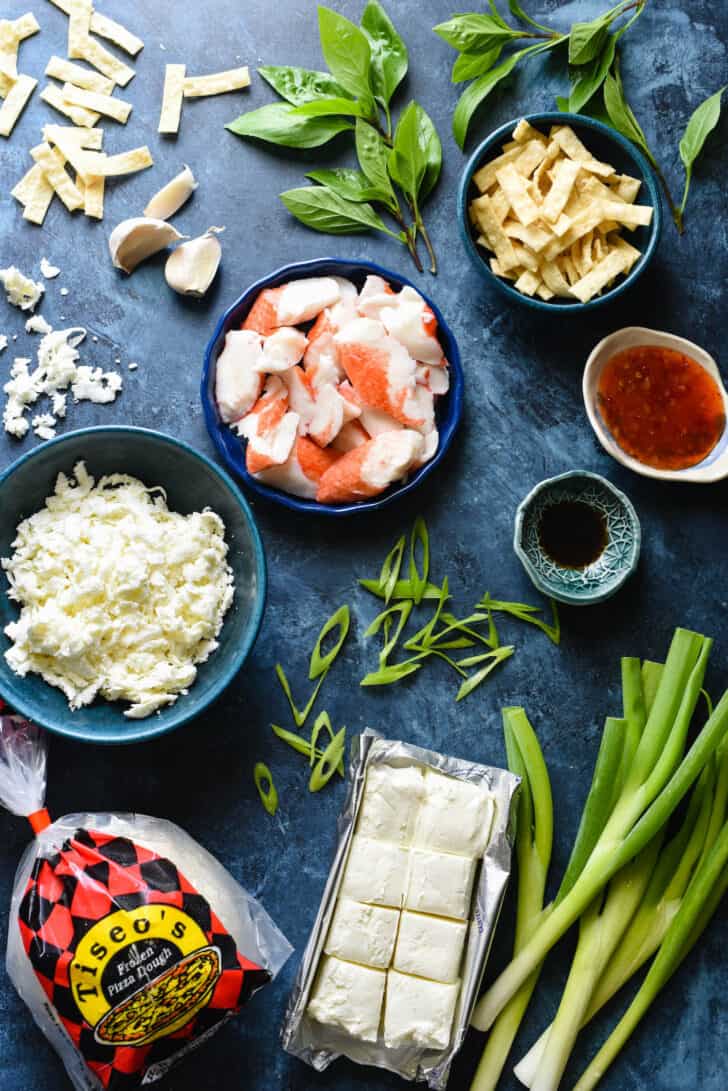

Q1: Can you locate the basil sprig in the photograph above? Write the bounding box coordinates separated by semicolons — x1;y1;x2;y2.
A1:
227;2;442;273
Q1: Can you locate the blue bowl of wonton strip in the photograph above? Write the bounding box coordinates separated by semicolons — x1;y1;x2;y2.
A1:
201;258;464;516
0;427;266;744
458;112;662;313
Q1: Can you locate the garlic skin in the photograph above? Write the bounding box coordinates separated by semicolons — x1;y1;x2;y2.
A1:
144;165;198;220
109;218;186;274
165;227;224;298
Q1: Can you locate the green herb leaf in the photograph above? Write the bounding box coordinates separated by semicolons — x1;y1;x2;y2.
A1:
678;86;725;213
257;65;350;106
413;103;443;200
355;119;399;210
291;97;371;119
507;0;553;32
254;762;279;815
305;167;390;205
452;46;503;85
318;6;373;101
603;60;651;160
389;101;442;203
568;17;609;66
408;516;430;605
456;645;514;700
452;52;520;150
361;0;408;107
434;13;516;54
565;32;616;113
379;535;407;604
310;604;350;680
309;726;347;792
227;102;353;148
280;186;398;236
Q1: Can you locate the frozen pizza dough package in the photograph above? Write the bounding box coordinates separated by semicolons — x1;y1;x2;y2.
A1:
0;709;292;1090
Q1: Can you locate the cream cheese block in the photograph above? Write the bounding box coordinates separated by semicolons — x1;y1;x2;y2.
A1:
383;970;459;1050
393;911;468;984
340;835;408;908
324;898;400;969
414;768;495;858
356;763;425;845
405;847;477;920
307;956;386;1042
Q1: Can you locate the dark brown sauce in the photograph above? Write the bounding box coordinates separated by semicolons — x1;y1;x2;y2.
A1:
538;501;608;569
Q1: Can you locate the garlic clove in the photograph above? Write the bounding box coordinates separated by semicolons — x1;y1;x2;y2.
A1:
143;165;198;220
109;217;186;275
165;226;224;298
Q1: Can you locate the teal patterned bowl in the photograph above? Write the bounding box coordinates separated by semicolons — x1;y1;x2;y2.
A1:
514;472;641;606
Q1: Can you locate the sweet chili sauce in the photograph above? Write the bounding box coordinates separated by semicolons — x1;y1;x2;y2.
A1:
538;501;608;569
597;345;725;471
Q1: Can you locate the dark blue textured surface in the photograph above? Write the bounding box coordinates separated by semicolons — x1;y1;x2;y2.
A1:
0;2;726;1090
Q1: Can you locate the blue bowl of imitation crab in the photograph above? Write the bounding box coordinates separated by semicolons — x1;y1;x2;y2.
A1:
201;258;464;516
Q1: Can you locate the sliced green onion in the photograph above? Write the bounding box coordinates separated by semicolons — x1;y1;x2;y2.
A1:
275;663;326;728
456;646;514;701
309;710;335;768
361;659;423;686
408;516;430;605
253;762;278;815
271;723;314;758
309;604;350;680
310;727;346;792
479;593;561;645
379;534;406;605
358;577;445;601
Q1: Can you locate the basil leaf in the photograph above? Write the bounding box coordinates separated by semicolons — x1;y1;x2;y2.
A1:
291;97;370;119
389;101;441;203
253;762;278;815
566;32;616;114
678;86;724;211
507;0;553;32
318;6;373;100
361;0;408;107
309;604;350;680
227;103;353;148
485;1;512;30
414;103;442;200
452;45;503;85
452;52;519;150
280;186;396;236
568;18;609;66
306;167;389;205
603;62;651;158
355;119;399;210
434;13;516;54
257;65;350;106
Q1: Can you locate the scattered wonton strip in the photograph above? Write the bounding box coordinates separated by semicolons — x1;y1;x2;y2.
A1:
62;82;132;123
48;0;143;55
45;55;114;95
72;30;135;87
183;66;250;97
0;73;37;137
158;63;185;134
30;141;84;210
41;82;100;126
83;173;104;218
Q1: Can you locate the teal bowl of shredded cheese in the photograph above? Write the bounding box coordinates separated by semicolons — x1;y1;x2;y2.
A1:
0;426;266;744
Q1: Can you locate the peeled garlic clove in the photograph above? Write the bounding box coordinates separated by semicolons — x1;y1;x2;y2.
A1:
109;217;186;275
165;227;224;298
144;165;198;220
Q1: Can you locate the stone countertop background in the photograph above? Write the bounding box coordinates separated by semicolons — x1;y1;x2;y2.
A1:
0;1;726;1088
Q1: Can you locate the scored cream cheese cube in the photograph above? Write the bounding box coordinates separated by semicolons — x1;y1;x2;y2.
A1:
356;763;425;845
340;835;409;908
324;897;400;969
307;955;386;1042
405;848;477;921
393;911;468;983
383;970;459;1050
414;769;495;858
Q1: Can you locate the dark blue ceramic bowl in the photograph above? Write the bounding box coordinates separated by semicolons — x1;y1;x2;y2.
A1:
201;258;463;515
458;112;662;313
0;427;266;744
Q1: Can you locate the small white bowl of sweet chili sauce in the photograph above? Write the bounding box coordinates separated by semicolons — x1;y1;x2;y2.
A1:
583;327;728;483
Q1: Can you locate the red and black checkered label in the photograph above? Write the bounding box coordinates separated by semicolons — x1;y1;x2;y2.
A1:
18;828;270;1089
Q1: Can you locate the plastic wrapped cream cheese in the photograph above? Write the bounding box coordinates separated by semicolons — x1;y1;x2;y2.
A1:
2;461;234;718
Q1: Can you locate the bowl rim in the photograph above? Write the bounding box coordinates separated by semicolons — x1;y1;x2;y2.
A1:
457;111;663;314
0;425;267;744
201;257;464;517
583;325;728;484
513;469;641;605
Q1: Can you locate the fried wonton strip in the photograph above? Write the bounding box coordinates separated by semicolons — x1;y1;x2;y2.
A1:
599;199;653;229
12;13;41;41
158;63;185;134
570;244;632;303
73;33;135;87
62;82;132;123
0;73;37;136
512;243;540;274
11;162;45;204
183;66;250;97
89;13;143;56
472;194;520;272
551;212;573;237
84;173;104;218
46;127;106;177
543;204;604;262
43;123;104;149
472;145;523;192
30;142;84;210
100;146;153;175
552;125;615;178
612;173;641;203
0;23;19;81
45;55;114;95
41;83;100;126
489;256;519;281
502;218;553;254
66;0;92;59
539;259;573;298
541;157;581;223
496;162;541;225
513;138;549;179
512;118;547;145
536;283;555;301
514;270;541;296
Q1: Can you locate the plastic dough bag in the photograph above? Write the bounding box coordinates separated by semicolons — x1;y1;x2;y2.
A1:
0;710;292;1090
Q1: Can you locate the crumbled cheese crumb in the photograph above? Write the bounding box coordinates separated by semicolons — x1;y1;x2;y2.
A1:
60;287;69;296
40;257;61;279
25;314;53;335
31;413;57;440
128;361;138;371
0;266;44;311
2;461;235;719
3;328;123;441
